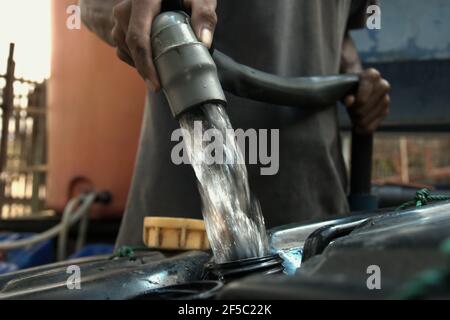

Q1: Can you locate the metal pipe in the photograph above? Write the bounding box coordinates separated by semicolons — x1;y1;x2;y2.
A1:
151;11;226;118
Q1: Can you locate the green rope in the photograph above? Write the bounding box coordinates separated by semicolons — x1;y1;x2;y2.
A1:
396;188;450;211
109;246;154;261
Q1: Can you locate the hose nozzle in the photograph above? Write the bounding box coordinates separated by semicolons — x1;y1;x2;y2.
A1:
151;11;227;118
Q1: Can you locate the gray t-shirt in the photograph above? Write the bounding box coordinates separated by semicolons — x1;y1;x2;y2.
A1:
116;0;373;247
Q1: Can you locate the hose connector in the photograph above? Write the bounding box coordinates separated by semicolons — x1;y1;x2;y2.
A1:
151;11;227;118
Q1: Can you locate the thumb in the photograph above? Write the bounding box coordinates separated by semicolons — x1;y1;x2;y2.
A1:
344;95;356;108
187;1;218;48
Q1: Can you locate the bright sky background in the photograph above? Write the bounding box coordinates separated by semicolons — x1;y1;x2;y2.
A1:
0;0;52;82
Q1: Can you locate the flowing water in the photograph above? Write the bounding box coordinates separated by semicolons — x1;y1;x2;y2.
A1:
179;103;269;263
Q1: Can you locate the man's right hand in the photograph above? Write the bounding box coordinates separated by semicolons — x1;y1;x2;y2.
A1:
111;0;218;92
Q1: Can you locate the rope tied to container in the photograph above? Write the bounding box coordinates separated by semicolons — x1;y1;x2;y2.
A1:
396;188;450;211
109;246;154;261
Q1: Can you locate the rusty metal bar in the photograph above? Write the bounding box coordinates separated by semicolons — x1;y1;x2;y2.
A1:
0;44;16;207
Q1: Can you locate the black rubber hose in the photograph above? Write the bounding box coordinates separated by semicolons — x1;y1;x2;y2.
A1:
351;131;374;195
213;50;360;108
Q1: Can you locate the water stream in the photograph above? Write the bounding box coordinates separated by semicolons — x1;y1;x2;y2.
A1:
178;103;269;263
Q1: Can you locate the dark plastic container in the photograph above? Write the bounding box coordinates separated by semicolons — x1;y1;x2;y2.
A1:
131;281;223;300
205;254;284;282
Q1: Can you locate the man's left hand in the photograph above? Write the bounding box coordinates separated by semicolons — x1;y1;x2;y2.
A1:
344;68;391;134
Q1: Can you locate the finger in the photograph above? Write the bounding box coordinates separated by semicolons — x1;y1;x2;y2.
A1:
362;116;383;134
359;78;391;115
111;1;132;52
112;1;135;66
112;23;132;57
344;95;355;107
362;94;391;129
112;0;132;29
127;0;161;90
117;47;135;67
359;80;390;126
357;94;390;133
353;69;380;115
185;0;218;48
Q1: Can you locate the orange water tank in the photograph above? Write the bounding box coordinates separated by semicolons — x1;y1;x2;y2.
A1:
47;0;146;216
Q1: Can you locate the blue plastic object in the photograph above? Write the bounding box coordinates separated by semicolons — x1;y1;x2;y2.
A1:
0;263;18;274
69;244;114;260
0;233;55;274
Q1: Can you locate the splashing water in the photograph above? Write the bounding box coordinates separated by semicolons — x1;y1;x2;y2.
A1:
179;103;269;263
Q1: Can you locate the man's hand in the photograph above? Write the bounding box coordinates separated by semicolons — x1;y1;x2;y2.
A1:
344;68;391;134
111;0;218;91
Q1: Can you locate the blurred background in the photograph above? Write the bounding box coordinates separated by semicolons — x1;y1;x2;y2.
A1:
0;0;449;271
